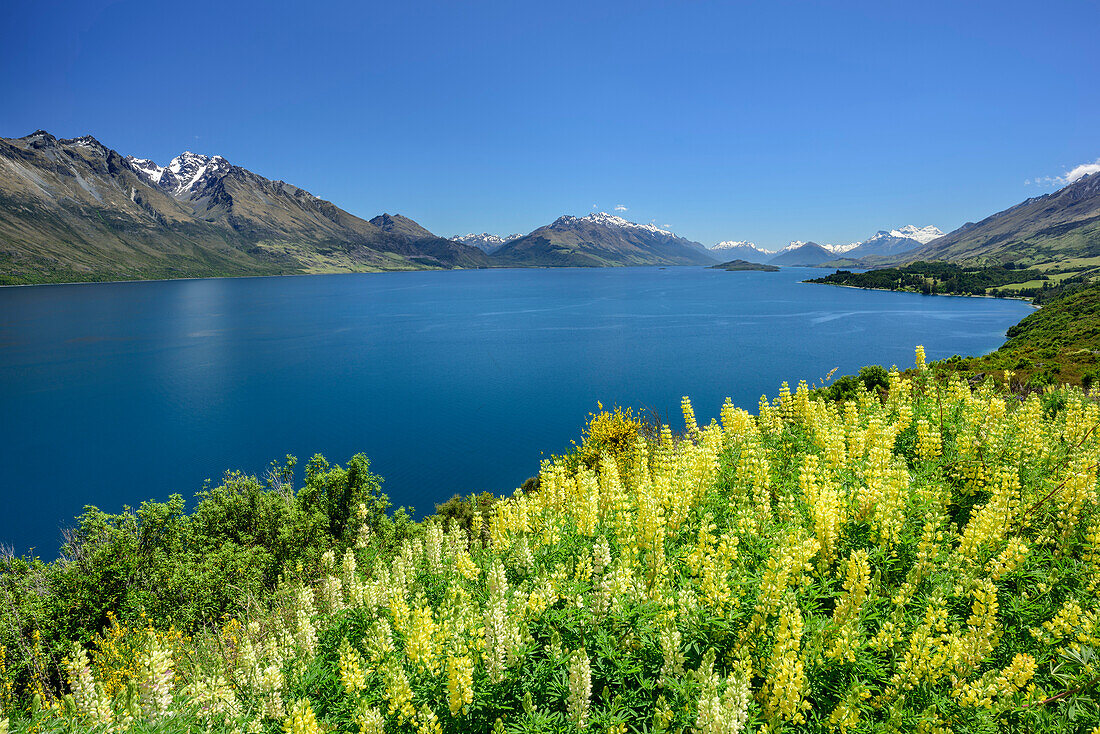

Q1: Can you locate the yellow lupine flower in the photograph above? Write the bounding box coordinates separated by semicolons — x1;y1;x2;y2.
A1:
567;648;592;728
339;639;368;694
284;699;321;734
760;595;808;724
446;654;474;715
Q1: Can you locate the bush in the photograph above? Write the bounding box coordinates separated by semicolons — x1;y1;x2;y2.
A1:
573;405;645;471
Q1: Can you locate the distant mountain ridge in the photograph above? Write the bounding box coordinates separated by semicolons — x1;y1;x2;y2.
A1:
838;225;944;260
0;130;487;284
705;229;944;267
451;232;522;254
709;240;772;263
491;212;718;267
768;241;836;266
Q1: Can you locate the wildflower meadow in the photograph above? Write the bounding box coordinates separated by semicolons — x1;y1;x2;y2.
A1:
2;348;1099;733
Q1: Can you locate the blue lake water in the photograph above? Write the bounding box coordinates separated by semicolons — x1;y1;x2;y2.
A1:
0;267;1033;554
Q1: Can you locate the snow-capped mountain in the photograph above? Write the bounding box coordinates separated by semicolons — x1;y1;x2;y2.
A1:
877;225;944;245
822;242;861;255
773;240;810;255
711;240;768;252
558;212;674;235
710;240;773;264
126;152;231;196
492;212;717;267
768;241;836;266
842;225;945;259
451;232;523;254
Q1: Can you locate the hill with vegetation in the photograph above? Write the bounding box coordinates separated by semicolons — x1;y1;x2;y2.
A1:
805;261;1054;297
0;131;488;285
936;280;1100;389
2;343;1099;733
899;173;1100;269
709;259;779;272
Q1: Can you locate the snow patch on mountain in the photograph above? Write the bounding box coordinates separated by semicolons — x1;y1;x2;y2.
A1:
126;151;231;195
864;225;944;244
451;232;523;253
127;158;166;185
822;242;861;254
555;212;673;235
452;233;522;245
774;240;810;255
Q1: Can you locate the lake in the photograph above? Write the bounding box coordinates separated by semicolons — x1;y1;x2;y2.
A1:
0;267;1033;553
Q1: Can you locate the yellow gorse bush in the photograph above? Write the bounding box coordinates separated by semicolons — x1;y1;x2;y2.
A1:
10;348;1100;732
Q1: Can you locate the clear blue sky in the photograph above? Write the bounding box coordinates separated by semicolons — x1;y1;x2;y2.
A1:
2;0;1096;248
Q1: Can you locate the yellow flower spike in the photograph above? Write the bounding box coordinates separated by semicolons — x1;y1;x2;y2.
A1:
283;698;321;734
338;639;367;694
446;654;474;715
567;649;592;729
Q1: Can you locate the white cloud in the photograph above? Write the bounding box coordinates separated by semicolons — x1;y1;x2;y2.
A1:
614;204;628;212
1028;158;1100;187
1063;159;1100;184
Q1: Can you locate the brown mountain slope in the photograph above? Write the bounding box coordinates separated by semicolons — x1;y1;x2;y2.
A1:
0;131;486;284
900;173;1100;266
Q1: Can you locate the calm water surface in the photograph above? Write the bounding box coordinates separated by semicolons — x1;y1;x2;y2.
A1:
0;267;1033;553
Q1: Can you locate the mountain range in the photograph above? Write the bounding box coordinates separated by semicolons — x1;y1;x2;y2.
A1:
843;225;944;258
450;232;523;254
2;129;1097;284
710;240;773;262
0;130;722;283
706;226;945;266
0;131;490;284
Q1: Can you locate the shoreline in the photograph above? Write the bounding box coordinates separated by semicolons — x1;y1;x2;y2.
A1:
0;267;462;289
0;263;718;289
805;280;1041;307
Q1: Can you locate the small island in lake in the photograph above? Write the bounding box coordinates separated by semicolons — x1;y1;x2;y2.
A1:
708;259;779;272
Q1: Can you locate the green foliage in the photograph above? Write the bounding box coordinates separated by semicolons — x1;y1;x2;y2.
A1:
0;454;393;708
943;281;1100;387
806;261;1052;297
813;364;891;403
433;491;499;537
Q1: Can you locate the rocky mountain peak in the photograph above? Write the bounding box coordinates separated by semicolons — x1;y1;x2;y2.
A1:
551;212;674;236
369;213;435;240
60;135;109;155
126;151;231;195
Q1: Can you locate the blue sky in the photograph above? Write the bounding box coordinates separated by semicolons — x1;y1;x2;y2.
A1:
2;0;1097;248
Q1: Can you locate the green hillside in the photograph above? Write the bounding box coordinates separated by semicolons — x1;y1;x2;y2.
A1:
938;280;1100;388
